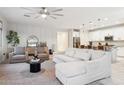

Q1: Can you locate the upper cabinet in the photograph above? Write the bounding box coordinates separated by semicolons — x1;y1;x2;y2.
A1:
88;26;124;42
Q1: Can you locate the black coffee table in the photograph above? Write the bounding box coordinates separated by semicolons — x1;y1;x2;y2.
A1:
27;59;44;73
30;62;41;73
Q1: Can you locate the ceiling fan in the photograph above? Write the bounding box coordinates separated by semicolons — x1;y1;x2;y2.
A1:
22;7;64;19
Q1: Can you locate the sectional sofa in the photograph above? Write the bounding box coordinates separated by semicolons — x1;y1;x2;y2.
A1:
53;48;112;85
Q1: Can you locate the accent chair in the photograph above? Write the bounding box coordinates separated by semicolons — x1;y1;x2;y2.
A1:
9;47;28;63
36;46;49;60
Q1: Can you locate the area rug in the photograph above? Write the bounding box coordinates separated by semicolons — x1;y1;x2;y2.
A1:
20;68;45;78
0;61;61;85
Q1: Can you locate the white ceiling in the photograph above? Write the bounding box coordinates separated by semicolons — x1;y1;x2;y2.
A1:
0;7;124;29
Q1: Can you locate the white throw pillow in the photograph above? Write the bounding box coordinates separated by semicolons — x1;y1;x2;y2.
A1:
74;52;91;61
91;50;105;60
65;49;75;57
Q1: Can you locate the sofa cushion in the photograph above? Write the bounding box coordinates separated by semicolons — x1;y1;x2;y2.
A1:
55;62;86;78
38;53;49;58
14;47;25;55
37;47;48;53
12;55;26;60
74;52;91;61
91;50;105;60
65;48;75;57
54;54;80;62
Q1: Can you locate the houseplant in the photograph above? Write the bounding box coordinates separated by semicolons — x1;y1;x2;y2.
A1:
6;30;20;47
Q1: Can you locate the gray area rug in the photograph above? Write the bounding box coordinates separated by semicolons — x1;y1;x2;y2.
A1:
20;68;45;78
0;61;60;85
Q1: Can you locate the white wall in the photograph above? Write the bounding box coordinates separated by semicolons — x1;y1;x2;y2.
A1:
0;15;8;62
7;22;67;51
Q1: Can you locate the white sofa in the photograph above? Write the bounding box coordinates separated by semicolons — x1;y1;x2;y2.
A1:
110;47;117;63
53;48;112;85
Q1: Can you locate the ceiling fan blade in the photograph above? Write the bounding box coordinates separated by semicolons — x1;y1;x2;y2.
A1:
34;15;41;19
50;16;57;19
51;8;63;12
24;13;36;17
52;14;64;16
24;14;31;17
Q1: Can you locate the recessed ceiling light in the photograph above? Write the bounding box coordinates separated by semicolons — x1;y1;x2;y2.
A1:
104;18;108;21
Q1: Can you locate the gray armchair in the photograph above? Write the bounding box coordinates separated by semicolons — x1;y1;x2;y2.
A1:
9;47;28;63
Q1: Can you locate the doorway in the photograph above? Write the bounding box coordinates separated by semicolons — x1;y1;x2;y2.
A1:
57;32;68;52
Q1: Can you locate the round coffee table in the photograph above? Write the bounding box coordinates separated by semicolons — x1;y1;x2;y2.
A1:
27;59;45;73
30;62;41;73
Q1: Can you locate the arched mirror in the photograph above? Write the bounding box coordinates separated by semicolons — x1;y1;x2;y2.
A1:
27;35;39;47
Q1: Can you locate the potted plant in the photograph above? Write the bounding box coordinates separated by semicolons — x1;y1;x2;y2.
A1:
6;30;20;47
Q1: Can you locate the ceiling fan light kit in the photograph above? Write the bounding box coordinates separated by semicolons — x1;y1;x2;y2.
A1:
41;14;47;18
